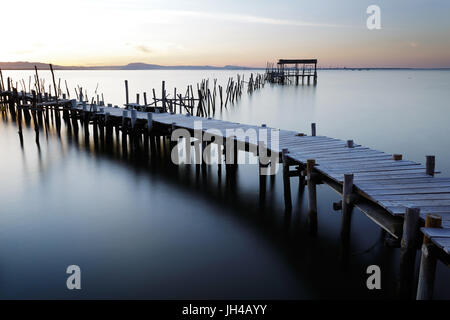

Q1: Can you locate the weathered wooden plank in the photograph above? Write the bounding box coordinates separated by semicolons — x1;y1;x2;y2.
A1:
357;181;450;190
320;160;421;169
289;148;380;156
387;206;450;215
352;173;432;182
291;154;392;163
421;228;450;238
334;173;430;182
380;199;450;207
281;143;362;152
366;187;450;196
374;193;450;201
325;165;425;174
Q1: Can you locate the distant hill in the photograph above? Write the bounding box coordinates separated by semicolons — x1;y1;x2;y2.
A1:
0;61;261;70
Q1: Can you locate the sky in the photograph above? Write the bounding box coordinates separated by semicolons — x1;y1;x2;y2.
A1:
1;0;449;68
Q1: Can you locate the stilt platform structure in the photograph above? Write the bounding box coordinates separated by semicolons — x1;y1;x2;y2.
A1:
266;59;317;85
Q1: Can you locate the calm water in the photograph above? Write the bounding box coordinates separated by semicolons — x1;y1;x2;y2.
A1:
0;70;449;299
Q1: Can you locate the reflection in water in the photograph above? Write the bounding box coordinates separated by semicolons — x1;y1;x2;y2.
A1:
0;109;403;299
1;69;450;299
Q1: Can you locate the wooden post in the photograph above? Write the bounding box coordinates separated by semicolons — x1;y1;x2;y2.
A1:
122;110;128;128
93;114;99;148
131;109;137;129
398;207;421;299
125;80;129;107
346;140;354;148
307;159;318;235
281;148;292;212
105;112;112;147
259;141;267;207
147;113;153;132
340;174;354;260
426;155;435;176
416;214;442;300
313;62;317;85
49;64;58;102
171;122;178;164
311;123;316;137
162;81;166;112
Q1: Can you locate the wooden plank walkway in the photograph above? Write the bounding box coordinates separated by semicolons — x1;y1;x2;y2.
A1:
3;89;448;299
71;103;450;225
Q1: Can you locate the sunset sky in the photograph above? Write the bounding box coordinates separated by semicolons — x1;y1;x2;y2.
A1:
1;0;449;68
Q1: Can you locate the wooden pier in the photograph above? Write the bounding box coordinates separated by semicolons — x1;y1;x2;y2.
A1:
266;59;318;85
1;71;449;300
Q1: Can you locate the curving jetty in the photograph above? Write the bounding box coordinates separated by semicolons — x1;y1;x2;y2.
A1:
1;79;449;300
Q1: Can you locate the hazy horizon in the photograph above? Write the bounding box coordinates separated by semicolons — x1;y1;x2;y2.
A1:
2;0;450;68
2;61;450;70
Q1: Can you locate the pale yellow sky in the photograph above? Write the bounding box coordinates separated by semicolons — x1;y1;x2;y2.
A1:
2;0;449;68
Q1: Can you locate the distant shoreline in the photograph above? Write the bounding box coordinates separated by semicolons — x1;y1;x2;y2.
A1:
0;62;448;71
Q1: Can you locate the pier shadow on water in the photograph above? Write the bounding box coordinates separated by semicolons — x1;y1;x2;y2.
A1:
0;110;449;299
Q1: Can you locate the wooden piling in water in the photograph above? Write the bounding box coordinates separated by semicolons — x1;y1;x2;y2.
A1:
416;214;443;300
398;207;421;299
307;159;318;235
259;141;268;207
282;148;292;212
125;80;129;106
340;173;354;260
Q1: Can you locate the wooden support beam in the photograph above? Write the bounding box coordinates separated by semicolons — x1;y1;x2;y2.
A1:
307;159;318;235
398;207;421;299
340;173;354;260
282;148;292;212
416;214;442;300
259;141;267;207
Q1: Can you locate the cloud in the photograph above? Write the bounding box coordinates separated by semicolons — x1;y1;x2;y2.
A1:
135;45;152;54
147;10;350;28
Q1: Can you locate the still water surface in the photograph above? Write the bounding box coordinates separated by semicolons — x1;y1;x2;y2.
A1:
0;70;449;299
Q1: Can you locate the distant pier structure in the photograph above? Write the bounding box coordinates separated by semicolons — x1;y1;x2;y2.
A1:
266;59;317;85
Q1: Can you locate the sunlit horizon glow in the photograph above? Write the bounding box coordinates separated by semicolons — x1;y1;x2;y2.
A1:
1;0;449;68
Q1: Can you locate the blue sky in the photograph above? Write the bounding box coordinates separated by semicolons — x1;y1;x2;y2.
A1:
2;0;449;67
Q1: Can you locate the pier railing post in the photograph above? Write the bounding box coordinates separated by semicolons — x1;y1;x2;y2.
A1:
426;155;435;176
398;207;421;299
282;148;292;212
307;159;318;235
416;214;442;300
311;123;316;137
346;140;354;148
